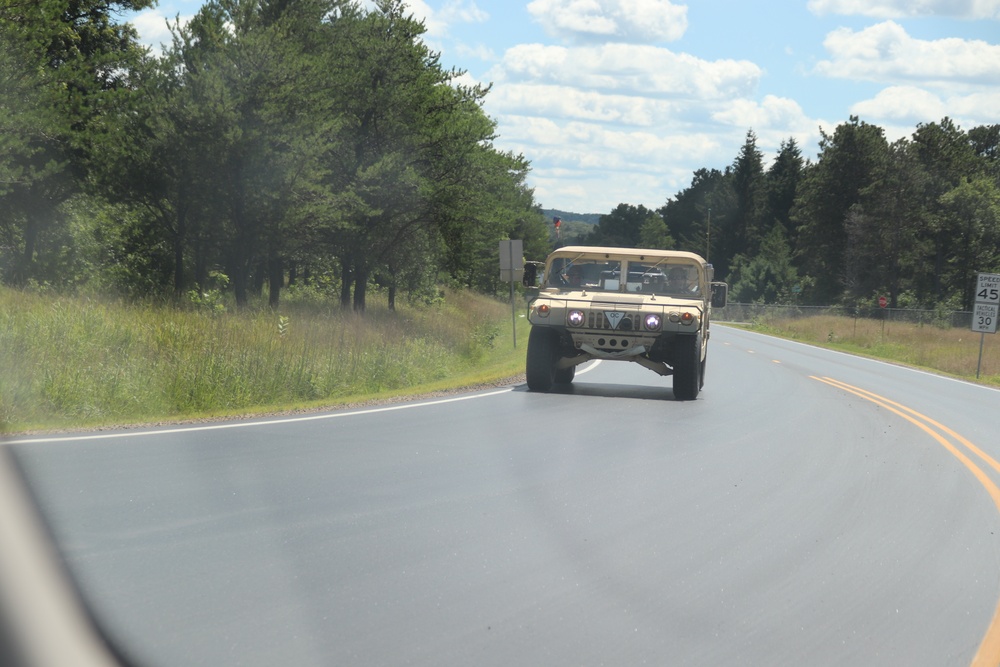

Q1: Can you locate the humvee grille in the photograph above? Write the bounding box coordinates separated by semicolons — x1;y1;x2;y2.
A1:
587;312;635;331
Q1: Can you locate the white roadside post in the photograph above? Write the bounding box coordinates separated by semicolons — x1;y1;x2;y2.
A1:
972;272;1000;379
499;240;524;348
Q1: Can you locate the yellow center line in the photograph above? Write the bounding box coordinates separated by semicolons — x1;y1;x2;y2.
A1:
818;377;1000;476
812;376;1000;667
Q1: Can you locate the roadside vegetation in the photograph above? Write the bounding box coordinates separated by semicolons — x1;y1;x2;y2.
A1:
0;286;528;434
5;283;996;435
744;314;1000;387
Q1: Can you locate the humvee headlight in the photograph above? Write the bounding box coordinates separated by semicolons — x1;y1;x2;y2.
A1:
680;312;695;326
567;309;585;327
644;314;662;331
536;304;550;317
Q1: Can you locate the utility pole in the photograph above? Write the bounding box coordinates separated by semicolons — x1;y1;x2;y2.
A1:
706;207;711;261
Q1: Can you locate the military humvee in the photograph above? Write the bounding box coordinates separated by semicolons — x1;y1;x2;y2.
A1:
522;246;727;400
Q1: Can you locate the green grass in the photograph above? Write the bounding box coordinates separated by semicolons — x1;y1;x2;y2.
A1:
745;314;1000;387
9;286;993;434
0;286;530;434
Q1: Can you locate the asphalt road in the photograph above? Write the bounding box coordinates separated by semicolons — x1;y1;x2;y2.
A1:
8;325;1000;666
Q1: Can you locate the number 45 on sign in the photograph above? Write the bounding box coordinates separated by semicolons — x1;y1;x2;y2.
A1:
977;273;1000;304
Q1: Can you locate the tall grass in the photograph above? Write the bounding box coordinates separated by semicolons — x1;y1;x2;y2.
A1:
0;286;528;433
748;314;1000;386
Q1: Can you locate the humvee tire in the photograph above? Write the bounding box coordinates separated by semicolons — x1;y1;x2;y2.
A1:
554;364;576;385
672;335;701;400
526;326;558;392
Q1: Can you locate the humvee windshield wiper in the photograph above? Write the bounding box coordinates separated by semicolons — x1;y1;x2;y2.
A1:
562;253;587;273
637;257;670;276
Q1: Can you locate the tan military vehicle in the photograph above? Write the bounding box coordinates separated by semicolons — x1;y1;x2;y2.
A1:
522;246;727;400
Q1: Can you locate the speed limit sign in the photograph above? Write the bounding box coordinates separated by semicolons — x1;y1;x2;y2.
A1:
973;273;1000;334
976;273;1000;303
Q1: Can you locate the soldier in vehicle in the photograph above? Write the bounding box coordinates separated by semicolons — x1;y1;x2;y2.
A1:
547;260;582;287
667;266;697;294
565;264;583;287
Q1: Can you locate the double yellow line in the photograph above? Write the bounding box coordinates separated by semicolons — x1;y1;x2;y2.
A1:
812;377;1000;666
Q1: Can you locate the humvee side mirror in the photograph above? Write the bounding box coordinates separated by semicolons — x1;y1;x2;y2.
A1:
711;282;728;308
522;262;540;287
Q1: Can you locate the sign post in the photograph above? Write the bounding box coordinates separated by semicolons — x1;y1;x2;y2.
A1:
878;295;888;339
499;240;524;348
972;272;1000;378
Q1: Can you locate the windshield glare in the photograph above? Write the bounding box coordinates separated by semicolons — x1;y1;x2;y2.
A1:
546;258;700;296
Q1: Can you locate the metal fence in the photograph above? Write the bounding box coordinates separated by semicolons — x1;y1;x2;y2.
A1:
714;303;975;329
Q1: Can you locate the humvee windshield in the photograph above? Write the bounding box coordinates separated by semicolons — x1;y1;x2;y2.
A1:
546;257;700;297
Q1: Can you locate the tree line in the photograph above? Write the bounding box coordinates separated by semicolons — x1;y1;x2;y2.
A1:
3;1;998;312
0;0;550;310
580;120;1000;311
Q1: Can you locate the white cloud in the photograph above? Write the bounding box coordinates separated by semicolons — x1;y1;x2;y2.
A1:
483;85;828;211
486;83;679;126
526;0;688;44
130;10;191;54
947;88;1000;120
849;85;1000;132
711;95;827;149
808;0;1000;19
531;169;685;212
711;95;809;129
474;31;836;211
815;21;1000;87
496;114;720;169
494;115;722;210
491;43;761;99
370;1;487;39
849;86;946;121
397;0;447;38
438;0;489;24
454;42;498;62
404;1;490;62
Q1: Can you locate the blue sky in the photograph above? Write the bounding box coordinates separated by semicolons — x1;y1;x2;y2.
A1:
129;0;1000;215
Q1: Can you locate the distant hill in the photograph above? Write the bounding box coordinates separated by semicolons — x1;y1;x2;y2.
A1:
539;208;601;246
541;208;602;225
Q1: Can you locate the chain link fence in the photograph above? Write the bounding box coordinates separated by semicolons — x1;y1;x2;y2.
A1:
714;303;975;329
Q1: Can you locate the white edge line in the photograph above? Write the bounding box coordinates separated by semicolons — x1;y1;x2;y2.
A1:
719;324;1000;393
8;387;516;445
7;360;605;446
